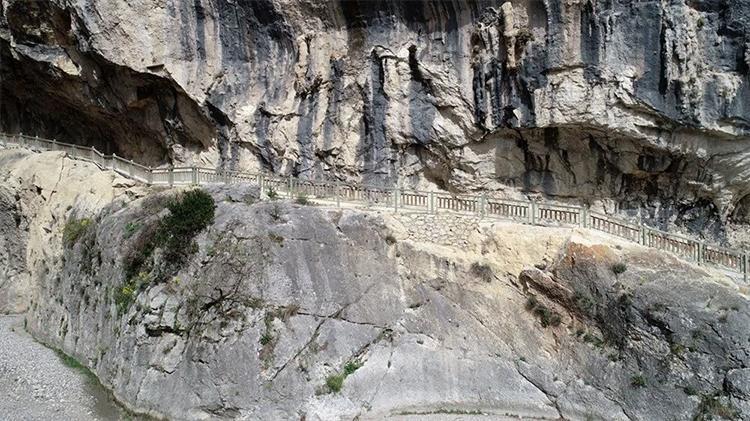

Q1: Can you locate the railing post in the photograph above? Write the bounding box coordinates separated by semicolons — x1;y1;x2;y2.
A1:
258;174;265;196
583;205;589;228
112;153;118;171
192;166;198;185
335;181;341;207
168;166;174;187
129;159;136;178
698;241;705;263
394;187;400;213
639;222;645;245
288;176;294;197
147;167;153;185
530;202;537;225
429;191;435;214
480;193;486;218
743;253;748;283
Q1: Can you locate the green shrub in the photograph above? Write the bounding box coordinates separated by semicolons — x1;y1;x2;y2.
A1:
574;291;596;316
325;359;365;393
696;394;740;420
63;218;92;247
267;187;279;200
295;194;311;205
612;262;627;275
583;332;604;347
631;374;646;388
114;272;152;316
683;386;698;396
124;221;141;239
326;373;345;392
259;332;274;345
344;360;363;375
122;189;215;282
160;189;215;250
525;295;561;327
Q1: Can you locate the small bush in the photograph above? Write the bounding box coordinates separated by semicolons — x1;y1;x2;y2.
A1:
63;218;92;247
525;295;561;327
115;272;152;316
268;232;284;245
631;374;646;388
696;394;740;420
683;386;698;396
525;296;538;310
160;189;215;250
326;373;345;392
574;291;596;315
471;262;494;283
612;262;627;275
269;202;283;221
123;189;215;282
325;359;365;393
277;304;300;321
259;332;274;346
295;194;311;205
534;306;562;327
124;221;141;239
267;187;279;200
344;360;363;375
583;332;604;347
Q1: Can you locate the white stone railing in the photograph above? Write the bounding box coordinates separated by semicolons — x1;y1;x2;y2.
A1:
2;132;748;282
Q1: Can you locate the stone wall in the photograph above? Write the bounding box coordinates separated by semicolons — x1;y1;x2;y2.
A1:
392;211;480;247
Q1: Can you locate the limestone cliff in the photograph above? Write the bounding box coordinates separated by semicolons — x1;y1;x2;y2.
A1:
2;0;749;241
2;148;749;420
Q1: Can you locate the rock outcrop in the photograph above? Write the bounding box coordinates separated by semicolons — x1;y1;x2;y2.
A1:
3;148;748;420
0;147;141;313
1;0;749;240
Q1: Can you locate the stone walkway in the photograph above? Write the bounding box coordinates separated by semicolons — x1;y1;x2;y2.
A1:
0;316;131;421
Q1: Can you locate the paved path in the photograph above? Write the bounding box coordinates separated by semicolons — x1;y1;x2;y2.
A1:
0;315;131;420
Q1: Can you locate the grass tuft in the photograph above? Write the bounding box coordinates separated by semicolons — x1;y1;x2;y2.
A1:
611;262;627;275
63;218;92;247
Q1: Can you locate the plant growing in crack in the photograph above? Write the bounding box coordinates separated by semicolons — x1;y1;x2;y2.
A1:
325;359;364;393
525;295;562;328
259;312;278;367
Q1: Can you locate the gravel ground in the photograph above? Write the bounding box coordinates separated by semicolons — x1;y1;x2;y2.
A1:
0;315;131;421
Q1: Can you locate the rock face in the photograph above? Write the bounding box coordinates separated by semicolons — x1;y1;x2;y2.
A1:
0;147;141;313
1;147;746;419
1;0;749;240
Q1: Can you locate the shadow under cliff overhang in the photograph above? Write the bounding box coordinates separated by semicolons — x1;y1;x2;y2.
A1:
0;0;218;166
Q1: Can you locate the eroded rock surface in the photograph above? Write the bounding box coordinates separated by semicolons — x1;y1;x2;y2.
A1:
1;0;749;240
1;155;744;420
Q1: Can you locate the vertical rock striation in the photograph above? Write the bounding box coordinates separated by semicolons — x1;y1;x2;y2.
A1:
1;0;749;237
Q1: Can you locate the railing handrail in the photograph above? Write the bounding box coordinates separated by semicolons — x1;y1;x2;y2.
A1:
1;132;747;281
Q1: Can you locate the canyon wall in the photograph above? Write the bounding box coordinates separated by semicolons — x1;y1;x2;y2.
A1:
1;0;749;237
2;149;748;420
